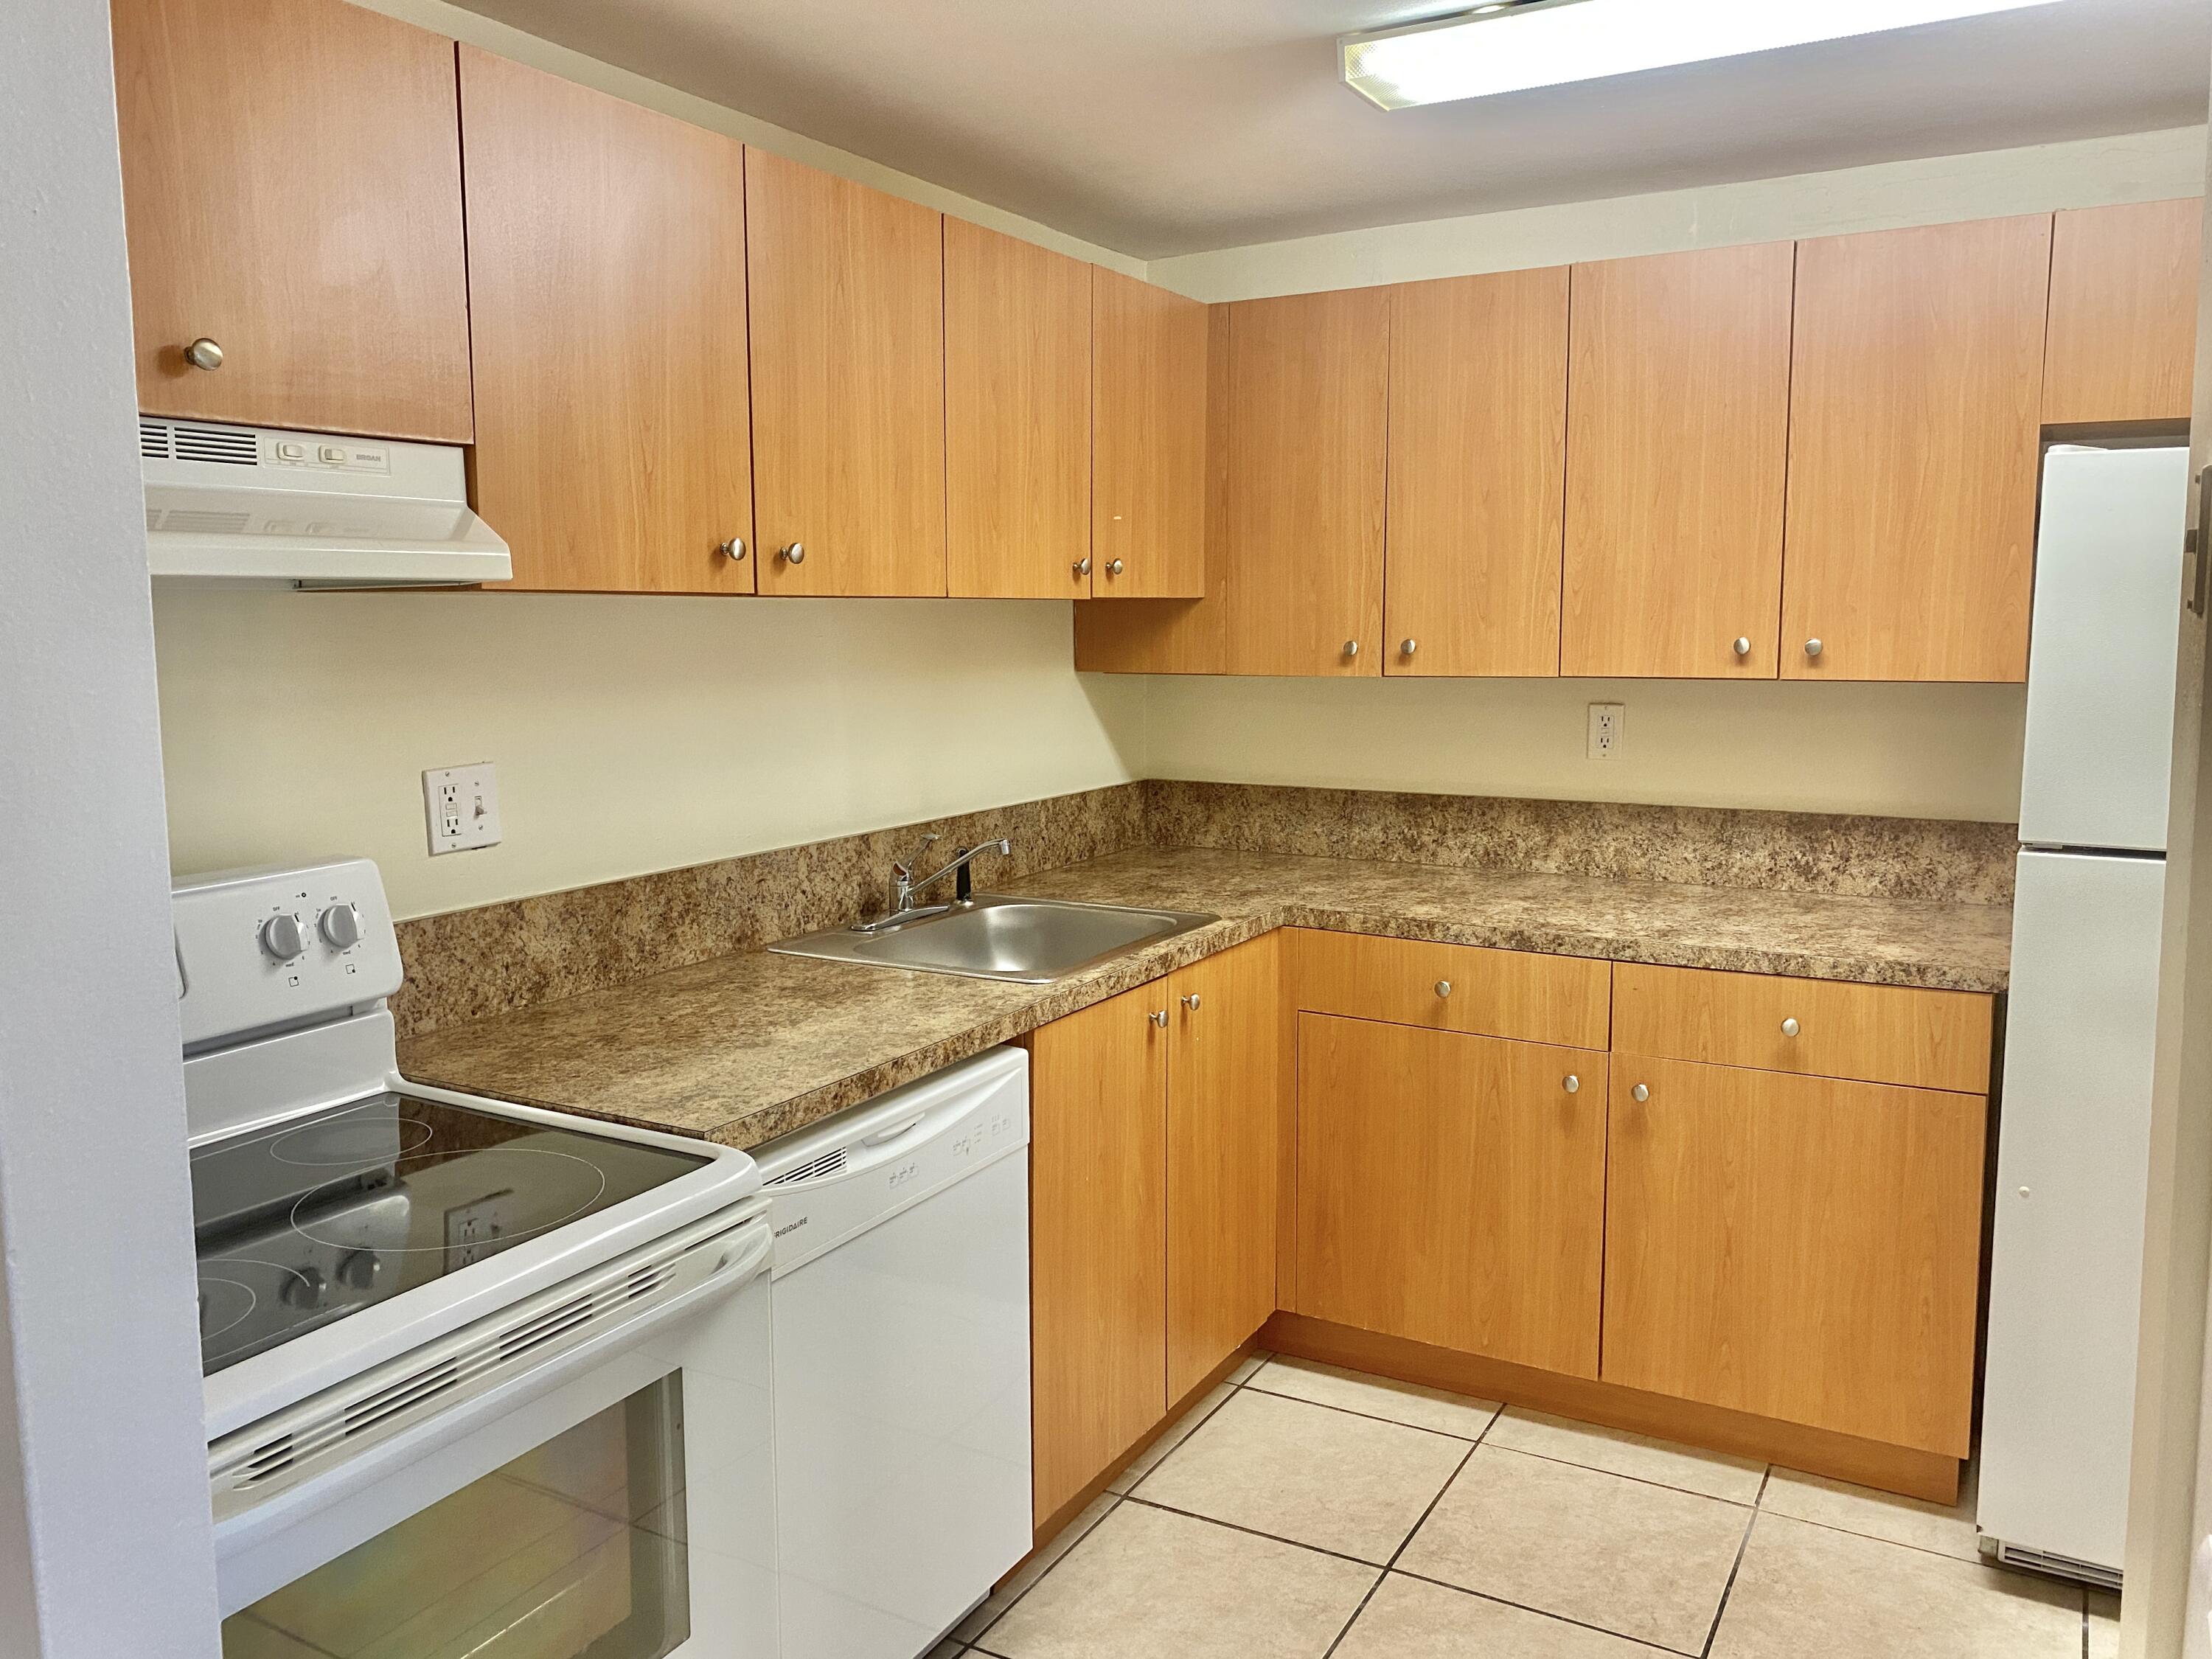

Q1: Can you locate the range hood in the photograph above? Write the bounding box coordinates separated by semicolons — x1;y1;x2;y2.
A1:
141;417;510;588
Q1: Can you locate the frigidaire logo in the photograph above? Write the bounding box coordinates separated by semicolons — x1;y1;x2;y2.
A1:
773;1216;810;1239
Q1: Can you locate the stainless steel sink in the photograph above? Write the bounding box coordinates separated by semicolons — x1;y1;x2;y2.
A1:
771;894;1219;984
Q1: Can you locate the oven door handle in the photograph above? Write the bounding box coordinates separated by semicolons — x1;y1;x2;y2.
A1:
211;1214;771;1566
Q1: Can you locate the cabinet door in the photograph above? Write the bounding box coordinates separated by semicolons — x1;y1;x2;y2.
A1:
1092;269;1209;599
1029;985;1169;1524
112;0;472;442
460;50;753;594
1166;936;1280;1402
946;221;1092;599
1603;1057;1986;1455
1781;216;2051;682
1296;1015;1605;1377
1219;291;1390;675
747;150;947;596
1561;245;1794;679
1385;269;1568;677
2045;198;2204;426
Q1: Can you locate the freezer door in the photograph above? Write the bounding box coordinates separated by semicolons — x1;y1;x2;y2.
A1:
1979;850;2166;1573
2019;445;2188;852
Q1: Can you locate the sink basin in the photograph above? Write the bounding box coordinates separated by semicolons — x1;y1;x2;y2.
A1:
771;894;1219;984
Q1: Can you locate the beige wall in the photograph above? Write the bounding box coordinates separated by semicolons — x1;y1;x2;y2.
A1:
156;591;1144;919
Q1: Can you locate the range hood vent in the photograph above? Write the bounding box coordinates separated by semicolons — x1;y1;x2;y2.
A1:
141;418;511;589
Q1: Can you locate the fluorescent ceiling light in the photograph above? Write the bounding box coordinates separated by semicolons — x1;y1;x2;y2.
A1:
1341;0;2073;110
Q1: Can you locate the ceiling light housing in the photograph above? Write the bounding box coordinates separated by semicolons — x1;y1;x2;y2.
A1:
1340;0;2074;111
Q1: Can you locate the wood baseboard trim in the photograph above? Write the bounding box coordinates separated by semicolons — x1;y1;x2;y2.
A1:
1018;1338;1256;1575
1262;1312;1961;1506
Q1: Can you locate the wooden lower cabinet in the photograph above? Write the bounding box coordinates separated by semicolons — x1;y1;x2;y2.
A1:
1601;1054;1987;1456
1295;1013;1607;1377
1029;984;1168;1525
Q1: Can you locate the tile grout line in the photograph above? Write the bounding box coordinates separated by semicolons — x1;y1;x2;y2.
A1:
1698;1466;1772;1659
1382;1567;1692;1656
1467;1436;1766;1509
1121;1491;1394;1572
1318;1430;1483;1659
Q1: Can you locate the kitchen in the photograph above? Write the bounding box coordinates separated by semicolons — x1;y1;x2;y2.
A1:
11;0;2212;1655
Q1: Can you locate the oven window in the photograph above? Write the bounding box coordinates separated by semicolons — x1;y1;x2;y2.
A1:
222;1377;689;1659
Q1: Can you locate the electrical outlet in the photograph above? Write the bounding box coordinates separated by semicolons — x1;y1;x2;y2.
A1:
1587;703;1625;760
424;763;501;855
445;1189;518;1270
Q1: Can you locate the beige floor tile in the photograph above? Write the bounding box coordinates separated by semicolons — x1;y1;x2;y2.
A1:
1709;1513;2082;1659
1247;1355;1502;1440
1334;1572;1662;1658
952;1491;1119;1643
1760;1458;1979;1561
924;1641;967;1659
1138;1387;1470;1563
2089;1590;2121;1659
220;1618;327;1659
1110;1382;1234;1493
1485;1408;1766;1504
981;1501;1377;1659
1229;1349;1272;1385
1398;1444;1751;1655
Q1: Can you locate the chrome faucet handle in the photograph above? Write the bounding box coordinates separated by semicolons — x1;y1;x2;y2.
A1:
890;832;941;880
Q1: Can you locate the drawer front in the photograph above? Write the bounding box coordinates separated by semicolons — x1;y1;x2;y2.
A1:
1287;929;1610;1050
1612;964;1992;1093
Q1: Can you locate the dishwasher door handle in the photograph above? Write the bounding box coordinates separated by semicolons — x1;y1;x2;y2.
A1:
862;1113;928;1147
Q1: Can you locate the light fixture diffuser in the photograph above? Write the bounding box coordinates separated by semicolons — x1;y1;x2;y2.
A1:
1341;0;2073;111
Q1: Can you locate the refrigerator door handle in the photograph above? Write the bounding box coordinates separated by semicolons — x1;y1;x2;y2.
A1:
2190;465;2211;619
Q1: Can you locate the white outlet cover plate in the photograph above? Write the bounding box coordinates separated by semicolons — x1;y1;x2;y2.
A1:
1587;703;1625;760
424;762;502;855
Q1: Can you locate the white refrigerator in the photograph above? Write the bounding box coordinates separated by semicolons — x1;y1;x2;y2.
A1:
1978;443;2190;1585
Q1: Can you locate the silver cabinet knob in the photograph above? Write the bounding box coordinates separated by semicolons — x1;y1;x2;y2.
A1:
1342;640;1360;658
1804;638;1823;658
1180;992;1201;1012
1631;1082;1650;1103
1563;1074;1580;1094
1106;559;1125;577
1401;639;1419;656
719;537;747;561
1074;557;1092;578
1733;636;1751;657
1150;1009;1169;1029
1434;980;1453;998
779;543;807;565
183;337;224;371
1781;1018;1800;1037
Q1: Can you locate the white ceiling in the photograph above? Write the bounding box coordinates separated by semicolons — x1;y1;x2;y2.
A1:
451;0;2212;258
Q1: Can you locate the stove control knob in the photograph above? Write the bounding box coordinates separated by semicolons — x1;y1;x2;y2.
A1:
336;1251;382;1292
259;913;307;962
279;1266;327;1310
318;902;363;950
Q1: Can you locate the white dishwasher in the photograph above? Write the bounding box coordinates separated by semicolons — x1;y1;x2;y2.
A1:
757;1046;1032;1659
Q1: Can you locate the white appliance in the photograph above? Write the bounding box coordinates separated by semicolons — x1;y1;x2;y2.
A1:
1980;443;2191;1587
757;1049;1033;1659
175;858;775;1658
142;414;510;586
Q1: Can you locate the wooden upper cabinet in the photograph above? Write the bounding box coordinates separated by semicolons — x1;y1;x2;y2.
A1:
1781;216;2051;682
459;51;753;594
1091;270;1210;599
945;221;1091;599
1166;937;1280;1402
111;0;472;442
1562;245;1795;679
2045;198;2204;426
1385;269;1569;677
746;150;947;597
1603;1057;1986;1455
1218;290;1391;675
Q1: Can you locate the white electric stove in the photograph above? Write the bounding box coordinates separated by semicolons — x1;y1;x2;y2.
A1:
177;858;778;1659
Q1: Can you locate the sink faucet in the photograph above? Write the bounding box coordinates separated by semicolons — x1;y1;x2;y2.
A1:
858;835;1012;931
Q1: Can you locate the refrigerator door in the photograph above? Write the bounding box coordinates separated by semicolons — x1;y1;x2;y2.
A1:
1980;849;2167;1575
2018;445;2188;853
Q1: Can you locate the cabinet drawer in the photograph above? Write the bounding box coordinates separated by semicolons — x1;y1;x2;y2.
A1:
1612;964;1992;1093
1287;929;1610;1050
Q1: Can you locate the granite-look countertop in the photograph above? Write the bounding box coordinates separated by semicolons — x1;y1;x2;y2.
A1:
396;847;2013;1151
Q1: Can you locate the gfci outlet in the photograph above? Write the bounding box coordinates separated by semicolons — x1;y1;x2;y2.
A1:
424;762;502;855
1587;703;1626;760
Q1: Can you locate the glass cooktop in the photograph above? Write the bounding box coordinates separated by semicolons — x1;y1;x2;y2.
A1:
192;1093;709;1375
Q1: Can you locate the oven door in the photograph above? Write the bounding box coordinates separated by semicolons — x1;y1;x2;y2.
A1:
216;1255;776;1659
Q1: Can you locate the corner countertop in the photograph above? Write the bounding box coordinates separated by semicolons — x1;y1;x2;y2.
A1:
395;847;2014;1152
